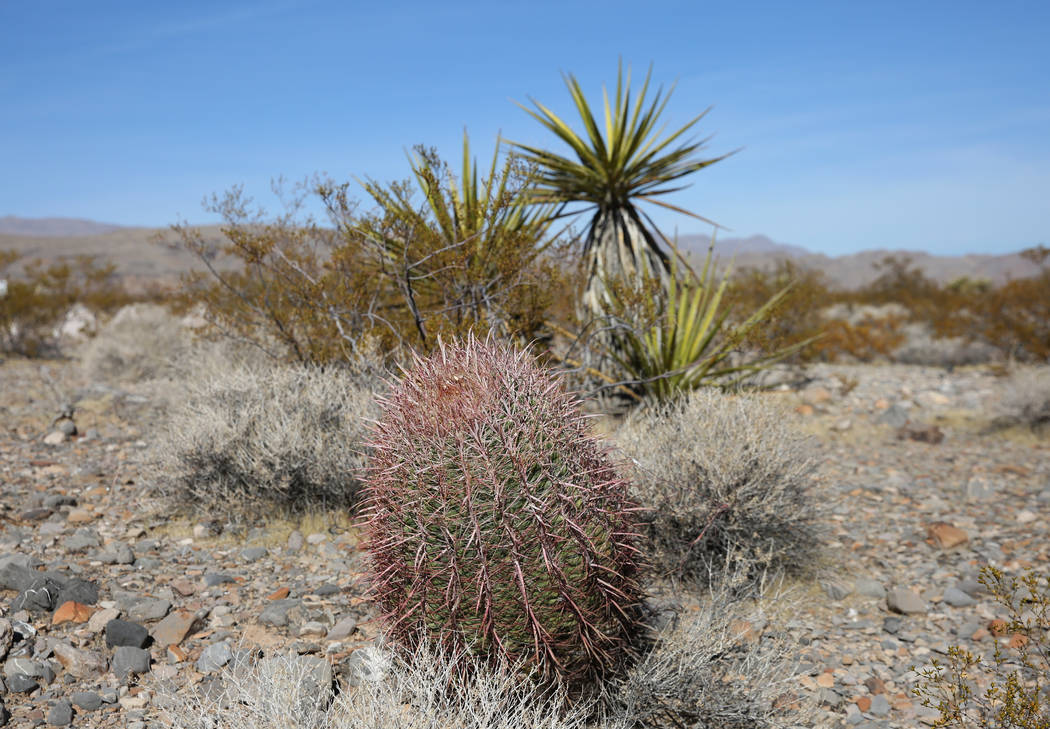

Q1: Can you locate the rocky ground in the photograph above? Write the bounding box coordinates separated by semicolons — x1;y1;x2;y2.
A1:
0;354;1047;728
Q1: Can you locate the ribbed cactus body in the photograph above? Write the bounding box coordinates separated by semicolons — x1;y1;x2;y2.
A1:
362;336;643;686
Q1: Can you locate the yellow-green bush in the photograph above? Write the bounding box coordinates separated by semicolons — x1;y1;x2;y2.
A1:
0;251;135;357
914;566;1049;728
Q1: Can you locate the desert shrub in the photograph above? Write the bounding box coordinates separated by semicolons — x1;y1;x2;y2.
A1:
362;336;644;691
913;565;1049;728
613;389;821;585
994;368;1050;433
79;303;196;383
600;580;809;729
168;139;574;368
0;251;133;357
158;643;589;729
730;259;829;361
970;261;1050;362
155;358;381;519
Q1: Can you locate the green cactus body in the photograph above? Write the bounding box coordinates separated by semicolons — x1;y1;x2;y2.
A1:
362;336;643;687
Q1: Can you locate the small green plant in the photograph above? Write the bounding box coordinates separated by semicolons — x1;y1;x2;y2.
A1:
361;335;644;691
596;237;805;401
914;565;1049;728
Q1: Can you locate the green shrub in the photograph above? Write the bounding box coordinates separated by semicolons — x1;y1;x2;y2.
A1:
914;565;1049;728
362;336;644;691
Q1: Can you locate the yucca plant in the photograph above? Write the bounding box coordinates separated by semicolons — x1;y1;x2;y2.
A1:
601;234;810;401
347;133;561;349
361;335;645;691
509;61;730;321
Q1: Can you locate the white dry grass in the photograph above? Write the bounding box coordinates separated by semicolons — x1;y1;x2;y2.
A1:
157;643;591;729
601;577;811;729
79;303;195;383
995;366;1050;432
614;388;823;585
154;358;380;519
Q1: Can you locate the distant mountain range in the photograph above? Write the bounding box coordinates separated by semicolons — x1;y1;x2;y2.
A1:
0;216;1041;289
0;215;127;237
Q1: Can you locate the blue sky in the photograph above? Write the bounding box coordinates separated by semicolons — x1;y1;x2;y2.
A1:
2;1;1047;255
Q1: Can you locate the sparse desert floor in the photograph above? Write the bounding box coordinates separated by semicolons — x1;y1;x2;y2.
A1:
0;348;1047;728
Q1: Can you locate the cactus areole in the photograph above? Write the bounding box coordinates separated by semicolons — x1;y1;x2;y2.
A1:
362;336;643;686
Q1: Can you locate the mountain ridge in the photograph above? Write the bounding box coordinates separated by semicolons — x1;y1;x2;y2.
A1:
0;216;1041;289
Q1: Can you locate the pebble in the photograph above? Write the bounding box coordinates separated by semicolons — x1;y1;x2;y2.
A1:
105;619;150;648
196;641;232;674
70;691;102;711
111;646;151;679
46;699;73;726
941;587;976;608
887;588;927;615
855;578;887;599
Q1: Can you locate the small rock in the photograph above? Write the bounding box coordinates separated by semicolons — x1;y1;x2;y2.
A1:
118;693;150;710
259;599;300;627
927;523;969;549
105;619;150;648
287;531;304;553
869;694;891;716
111;646;151;679
327;616;358;641
87;607;119;633
942;587;977;608
125;598;170;622
887;588;927;615
266;587;290;601
71;691;102;711
52;601;93;625
98;542;135;565
299;621;327;638
150;610;198;647
192;523;217;539
1017;509;1038;524
1037;488;1050;504
43;431;67;446
855;578;887;599
196;641;232;674
821;578;853;601
46;699;73;726
241;547;267;563
0;618;11;659
204;573;236;587
65;509;94;524
51;642;107;679
6;672;38;693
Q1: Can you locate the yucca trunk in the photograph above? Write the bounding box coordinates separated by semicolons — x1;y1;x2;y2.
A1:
581;206;672;320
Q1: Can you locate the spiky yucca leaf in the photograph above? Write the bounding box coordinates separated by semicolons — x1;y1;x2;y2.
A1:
510;61;730;318
602;233;811;401
362;335;644;689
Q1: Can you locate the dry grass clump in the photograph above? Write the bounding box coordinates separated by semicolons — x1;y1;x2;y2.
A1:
600;581;809;729
155;359;380;520
614;389;822;585
158;643;589;729
995;368;1050;433
79;303;195;383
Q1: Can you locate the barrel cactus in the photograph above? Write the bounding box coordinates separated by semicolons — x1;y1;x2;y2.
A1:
362;336;644;688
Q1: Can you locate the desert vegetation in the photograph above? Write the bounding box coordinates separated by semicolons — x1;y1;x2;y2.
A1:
1;60;1046;729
